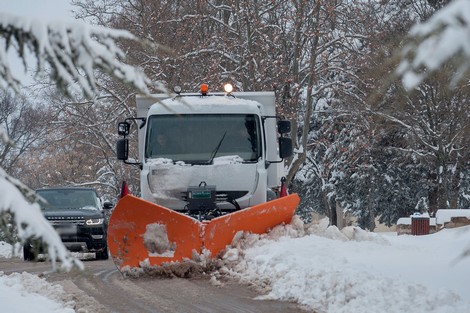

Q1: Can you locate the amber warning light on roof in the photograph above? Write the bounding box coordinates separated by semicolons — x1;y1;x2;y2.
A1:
200;84;209;95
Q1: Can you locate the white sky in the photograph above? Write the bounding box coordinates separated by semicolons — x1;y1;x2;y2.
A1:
0;0;73;19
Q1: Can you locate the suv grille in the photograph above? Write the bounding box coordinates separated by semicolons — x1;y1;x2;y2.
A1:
47;216;86;226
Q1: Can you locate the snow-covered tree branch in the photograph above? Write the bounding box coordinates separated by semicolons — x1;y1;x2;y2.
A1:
398;0;470;89
0;165;83;271
0;10;162;271
0;11;159;97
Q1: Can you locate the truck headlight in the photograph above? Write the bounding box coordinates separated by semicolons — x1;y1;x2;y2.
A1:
86;218;104;225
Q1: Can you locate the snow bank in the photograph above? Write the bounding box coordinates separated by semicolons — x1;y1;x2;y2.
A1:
0;272;75;313
216;217;470;313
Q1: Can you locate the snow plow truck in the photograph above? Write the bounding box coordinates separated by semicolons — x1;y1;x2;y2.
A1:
108;83;300;270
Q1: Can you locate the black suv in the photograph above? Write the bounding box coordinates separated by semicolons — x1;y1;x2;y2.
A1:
24;187;112;261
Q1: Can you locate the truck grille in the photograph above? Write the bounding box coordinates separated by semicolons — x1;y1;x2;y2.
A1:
180;191;248;203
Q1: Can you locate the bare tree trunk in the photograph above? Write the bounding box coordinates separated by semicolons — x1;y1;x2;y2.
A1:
336;202;344;229
449;157;463;209
367;186;376;231
286;2;321;185
428;181;438;216
322;191;337;227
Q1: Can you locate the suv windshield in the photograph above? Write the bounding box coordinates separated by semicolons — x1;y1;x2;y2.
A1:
37;189;100;211
145;114;261;163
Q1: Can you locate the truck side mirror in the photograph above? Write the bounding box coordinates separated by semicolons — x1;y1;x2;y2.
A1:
118;122;130;136
116;139;129;160
279;137;293;159
277;120;291;134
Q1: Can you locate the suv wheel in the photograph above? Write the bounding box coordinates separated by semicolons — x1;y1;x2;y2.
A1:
23;245;34;261
96;248;109;260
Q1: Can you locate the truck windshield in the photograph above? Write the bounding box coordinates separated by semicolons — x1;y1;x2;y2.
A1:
145;114;262;163
37;189;100;211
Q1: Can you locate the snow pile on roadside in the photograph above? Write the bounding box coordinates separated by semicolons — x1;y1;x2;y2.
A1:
215;217;470;313
0;241;20;258
122;257;212;279
0;271;75;313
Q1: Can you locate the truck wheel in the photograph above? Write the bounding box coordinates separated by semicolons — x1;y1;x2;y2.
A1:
23;245;34;261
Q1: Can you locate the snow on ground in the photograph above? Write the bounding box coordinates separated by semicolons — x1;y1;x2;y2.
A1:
0;270;74;313
0;243;91;312
216;217;470;313
2;218;470;312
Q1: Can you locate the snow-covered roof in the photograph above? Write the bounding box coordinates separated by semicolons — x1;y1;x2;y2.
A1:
397;217;436;226
436;209;470;225
149;96;263;115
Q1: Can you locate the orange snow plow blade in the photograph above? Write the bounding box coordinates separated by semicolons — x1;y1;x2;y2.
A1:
107;194;300;270
203;194;300;256
107;195;202;269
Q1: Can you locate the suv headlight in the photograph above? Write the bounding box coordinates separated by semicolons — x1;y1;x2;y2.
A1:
86;218;104;225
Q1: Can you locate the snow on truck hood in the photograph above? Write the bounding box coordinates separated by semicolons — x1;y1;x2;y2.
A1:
146;158;258;209
147;159;257;194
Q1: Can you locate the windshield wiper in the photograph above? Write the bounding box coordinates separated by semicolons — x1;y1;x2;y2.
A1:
208;131;227;164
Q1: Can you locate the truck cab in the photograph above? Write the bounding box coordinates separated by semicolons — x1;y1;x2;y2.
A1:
117;84;292;220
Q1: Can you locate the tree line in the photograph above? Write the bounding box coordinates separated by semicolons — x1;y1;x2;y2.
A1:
2;0;469;230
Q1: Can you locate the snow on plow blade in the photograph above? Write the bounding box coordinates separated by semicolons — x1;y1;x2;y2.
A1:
203;194;300;256
107;194;300;270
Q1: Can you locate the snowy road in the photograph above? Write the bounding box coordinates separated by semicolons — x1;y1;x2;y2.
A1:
0;257;308;313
